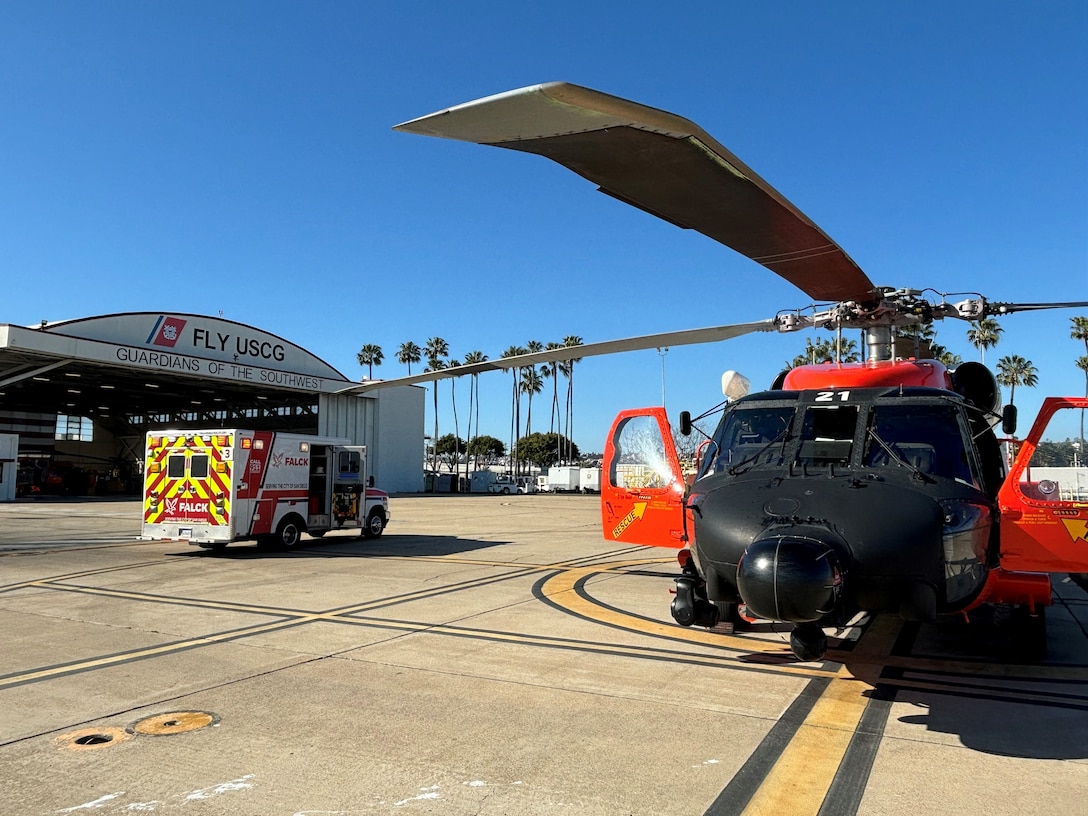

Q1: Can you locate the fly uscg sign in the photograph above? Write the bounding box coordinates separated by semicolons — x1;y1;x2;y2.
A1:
146;315;292;367
32;312;349;390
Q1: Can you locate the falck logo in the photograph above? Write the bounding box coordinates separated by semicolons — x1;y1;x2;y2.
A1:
166;498;178;513
146;315;188;348
271;452;284;468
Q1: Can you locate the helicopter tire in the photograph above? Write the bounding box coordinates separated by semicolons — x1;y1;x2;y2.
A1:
789;624;828;662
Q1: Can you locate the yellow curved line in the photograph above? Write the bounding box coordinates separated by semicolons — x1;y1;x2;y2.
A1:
538;558;835;677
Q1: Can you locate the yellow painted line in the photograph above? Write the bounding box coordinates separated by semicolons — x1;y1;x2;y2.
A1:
1;617;307;688
738;611;905;815
50;583;310;617
538;559;836;678
741;670;871;816
0;560;174;592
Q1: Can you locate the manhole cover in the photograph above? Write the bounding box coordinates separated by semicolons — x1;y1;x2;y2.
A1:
128;710;220;736
54;727;131;751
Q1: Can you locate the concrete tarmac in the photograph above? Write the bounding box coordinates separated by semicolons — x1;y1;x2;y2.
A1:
1;495;1086;815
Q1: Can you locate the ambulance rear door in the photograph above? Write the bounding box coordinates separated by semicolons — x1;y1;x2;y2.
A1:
143;431;237;543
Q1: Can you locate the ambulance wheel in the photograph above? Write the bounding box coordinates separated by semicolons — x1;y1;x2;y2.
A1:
275;517;304;548
363;510;385;539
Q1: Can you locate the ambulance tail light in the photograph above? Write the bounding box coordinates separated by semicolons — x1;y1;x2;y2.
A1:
215;494;226;513
147;462;161;474
213;435;229;446
149;491;159;510
149;436;163;449
214;461;228;473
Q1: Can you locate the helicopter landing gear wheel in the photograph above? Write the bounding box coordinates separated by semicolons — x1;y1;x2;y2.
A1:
790;624;828;662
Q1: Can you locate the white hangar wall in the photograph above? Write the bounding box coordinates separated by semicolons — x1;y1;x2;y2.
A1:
319;387;424;493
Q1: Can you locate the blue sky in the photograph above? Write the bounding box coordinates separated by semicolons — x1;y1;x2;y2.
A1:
2;2;1085;451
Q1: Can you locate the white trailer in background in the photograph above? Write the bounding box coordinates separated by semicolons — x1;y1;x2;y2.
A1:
579;466;601;494
546;466;581;492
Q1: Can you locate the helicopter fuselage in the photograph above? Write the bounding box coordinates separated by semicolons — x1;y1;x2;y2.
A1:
686;382;998;630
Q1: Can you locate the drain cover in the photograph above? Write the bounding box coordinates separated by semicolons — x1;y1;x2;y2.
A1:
54;727;131;751
128;710;220;736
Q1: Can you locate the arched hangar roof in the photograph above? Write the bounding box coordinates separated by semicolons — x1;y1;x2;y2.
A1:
0;312;352;433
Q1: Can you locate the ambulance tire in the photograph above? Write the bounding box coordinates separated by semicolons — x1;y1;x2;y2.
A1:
363;510;385;539
274;516;304;548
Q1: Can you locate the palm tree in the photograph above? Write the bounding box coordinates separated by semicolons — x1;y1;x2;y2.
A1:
1071;316;1088;351
356;344;384;379
423;337;449;480
520;367;544;439
521;340;544;446
544;341;563;436
996;354;1038;408
966;318;1003;364
562;335;583;462
1071;318;1088;451
447;358;462;485
396;341;422;375
501;345;526;474
462;350;487;474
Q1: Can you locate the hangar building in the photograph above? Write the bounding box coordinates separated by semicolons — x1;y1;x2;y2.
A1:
0;313;424;496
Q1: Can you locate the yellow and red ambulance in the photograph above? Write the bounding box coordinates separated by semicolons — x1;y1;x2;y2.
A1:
141;429;389;549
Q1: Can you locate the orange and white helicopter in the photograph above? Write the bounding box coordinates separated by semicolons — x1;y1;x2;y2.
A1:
365;82;1088;661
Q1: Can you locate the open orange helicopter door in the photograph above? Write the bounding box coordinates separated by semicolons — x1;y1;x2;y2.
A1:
601;407;688;548
998;397;1088;573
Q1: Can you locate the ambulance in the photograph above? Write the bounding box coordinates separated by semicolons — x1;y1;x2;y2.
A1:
141;429;389;549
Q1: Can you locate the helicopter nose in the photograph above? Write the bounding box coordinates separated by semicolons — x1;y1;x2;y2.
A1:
736;536;842;623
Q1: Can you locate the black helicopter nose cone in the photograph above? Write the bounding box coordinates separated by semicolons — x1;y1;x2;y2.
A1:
737;537;841;623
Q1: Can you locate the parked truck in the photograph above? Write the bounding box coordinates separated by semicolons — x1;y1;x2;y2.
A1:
141;429;389;549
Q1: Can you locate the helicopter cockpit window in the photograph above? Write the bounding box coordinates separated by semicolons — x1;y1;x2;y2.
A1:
797;405;859;467
864;404;977;485
610;415;676;489
705;406;795;476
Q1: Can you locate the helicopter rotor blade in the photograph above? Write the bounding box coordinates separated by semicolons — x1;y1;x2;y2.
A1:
985;300;1088;317
395;82;876;303
339;318;777;394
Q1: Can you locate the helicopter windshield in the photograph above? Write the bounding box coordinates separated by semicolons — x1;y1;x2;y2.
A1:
796;405;859;467
863;404;978;485
703;405;795;476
